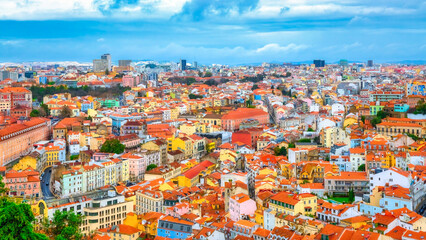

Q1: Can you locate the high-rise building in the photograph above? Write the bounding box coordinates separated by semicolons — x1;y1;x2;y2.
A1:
180;59;187;71
313;59;325;68
367;60;373;67
119;60;132;67
0;71;18;81
101;53;112;70
193;61;198;69
93;59;109;73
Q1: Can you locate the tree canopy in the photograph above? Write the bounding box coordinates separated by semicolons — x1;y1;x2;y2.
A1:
0;198;48;240
43;210;83;240
358;164;366;171
100;139;125;154
60;106;73;119
273;146;287;156
30;109;40;117
146;164;158;172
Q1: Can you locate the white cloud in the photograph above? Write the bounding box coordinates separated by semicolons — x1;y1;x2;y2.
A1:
0;40;22;46
97;38;105;42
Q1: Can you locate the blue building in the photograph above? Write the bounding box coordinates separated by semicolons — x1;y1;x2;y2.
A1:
110;114;142;136
157;216;193;239
394;104;409;113
80;101;94;112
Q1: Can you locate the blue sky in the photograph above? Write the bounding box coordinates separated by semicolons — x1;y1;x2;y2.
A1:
0;0;425;64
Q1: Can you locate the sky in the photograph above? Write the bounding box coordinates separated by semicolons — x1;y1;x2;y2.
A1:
0;0;425;65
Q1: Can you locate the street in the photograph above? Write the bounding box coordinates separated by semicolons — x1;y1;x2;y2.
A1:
41;167;54;199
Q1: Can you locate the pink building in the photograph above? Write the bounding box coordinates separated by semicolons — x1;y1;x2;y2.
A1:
122;75;141;88
5;167;41;198
229;193;256;221
165;202;190;218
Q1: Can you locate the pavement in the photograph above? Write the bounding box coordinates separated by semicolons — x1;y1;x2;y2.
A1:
41;167;54;199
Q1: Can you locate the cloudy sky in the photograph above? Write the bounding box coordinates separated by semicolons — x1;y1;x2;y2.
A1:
0;0;425;64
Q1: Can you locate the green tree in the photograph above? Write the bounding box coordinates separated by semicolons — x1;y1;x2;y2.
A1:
189;94;203;99
30;109;40;117
100;139;125;154
348;188;355;203
371;117;381;127
358;164;366;171
105;69;110;75
251;84;259;91
43;210;83;240
361;116;366;124
288;143;295;148
59;105;73;118
273;146;287;156
0;175;8;196
376;110;389;119
146;164;157;172
204;71;212;77
0;197;48;240
285;72;291;77
307;127;315;132
298;138;311;143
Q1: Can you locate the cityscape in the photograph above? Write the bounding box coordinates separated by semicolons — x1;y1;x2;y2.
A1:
1;1;426;240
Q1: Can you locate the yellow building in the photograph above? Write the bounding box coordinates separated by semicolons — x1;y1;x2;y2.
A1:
269;192;317;216
173;160;215;187
45;145;60;167
168;136;193;158
380;151;396;169
13;155;37;171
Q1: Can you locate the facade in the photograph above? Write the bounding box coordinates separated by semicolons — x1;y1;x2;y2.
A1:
0;87;32;114
5;168;41;198
269;191;317;216
221;108;269;131
157;215;193;239
84;193;133;234
325;172;369;196
229;193;257;221
0;118;51;166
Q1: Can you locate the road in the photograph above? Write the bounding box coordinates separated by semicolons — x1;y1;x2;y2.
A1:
41;167;54;199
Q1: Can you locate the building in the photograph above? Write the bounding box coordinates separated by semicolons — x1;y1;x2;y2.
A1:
136;189;163;214
269;191;317;216
118;60;132;67
93;59;109;73
222;108;269;131
157;215;194;239
313;60;325;68
0;118;51;166
4;167;41;198
229;193;256;221
180;59;187;71
84;192;133;234
101;53;112;71
367;60;373;67
325;172;369;196
60;170;82;197
0;87;33;114
97;224;141;240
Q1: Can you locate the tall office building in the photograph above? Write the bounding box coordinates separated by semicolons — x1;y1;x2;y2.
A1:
101;53;112;70
0;71;18;81
367;60;373;67
93;59;109;73
193;61;198;69
180;59;187;71
119;60;132;67
313;59;325;68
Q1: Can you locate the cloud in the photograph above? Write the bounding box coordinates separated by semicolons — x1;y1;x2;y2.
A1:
172;0;260;21
255;43;308;53
0;40;22;46
97;38;105;42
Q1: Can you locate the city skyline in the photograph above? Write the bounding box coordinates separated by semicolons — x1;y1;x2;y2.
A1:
0;0;425;64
